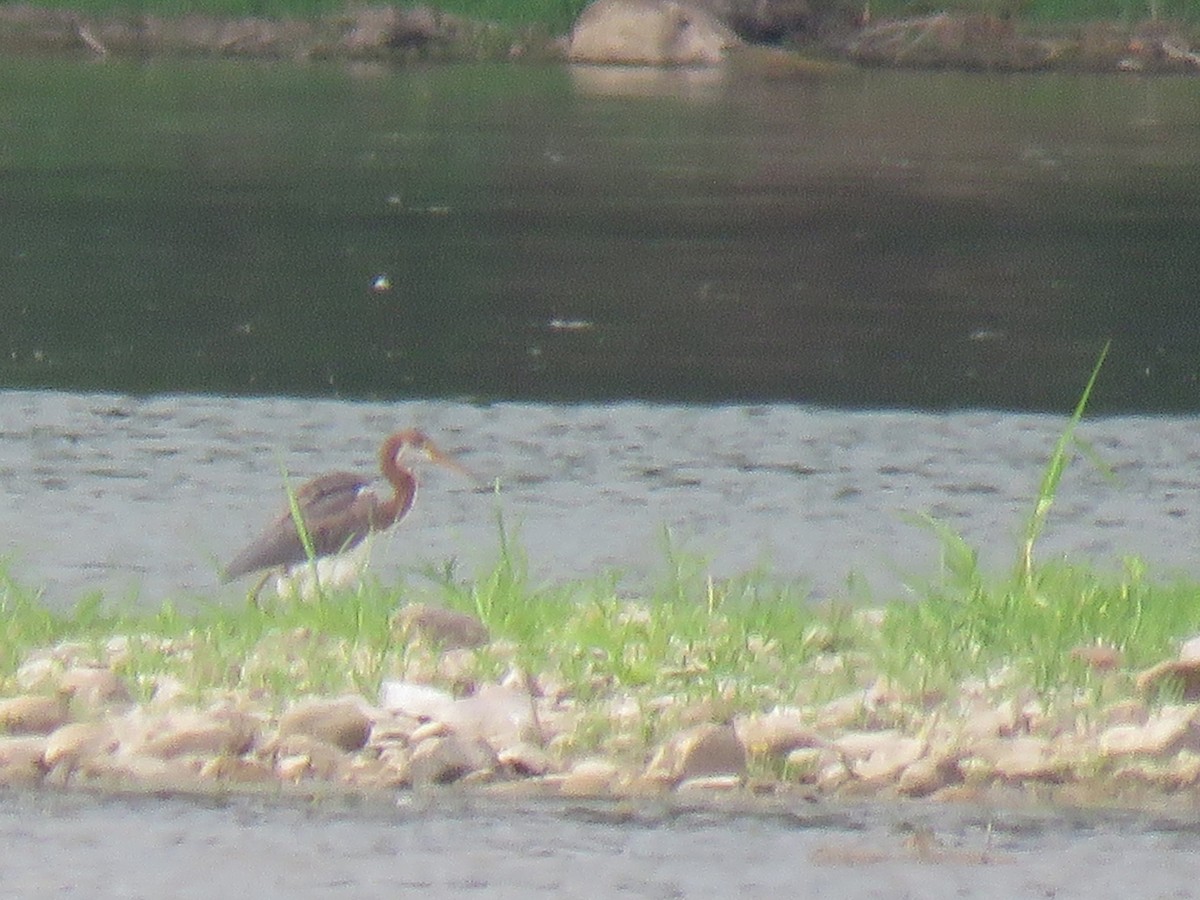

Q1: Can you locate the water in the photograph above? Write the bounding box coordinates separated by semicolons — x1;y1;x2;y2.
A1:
4;390;1200;608
1;59;1199;410
5;791;1200;898
5;54;1200;893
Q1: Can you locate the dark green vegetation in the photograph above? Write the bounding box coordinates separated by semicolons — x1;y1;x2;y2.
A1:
870;0;1194;24
3;0;587;31
0;0;1190;34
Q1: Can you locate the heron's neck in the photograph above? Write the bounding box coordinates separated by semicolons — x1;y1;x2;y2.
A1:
380;457;417;525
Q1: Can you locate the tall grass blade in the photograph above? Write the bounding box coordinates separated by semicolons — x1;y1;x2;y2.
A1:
280;461;326;603
1018;341;1110;586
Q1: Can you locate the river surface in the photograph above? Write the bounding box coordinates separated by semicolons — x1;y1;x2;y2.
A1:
4;790;1200;898
4;390;1200;608
4;53;1200;896
2;57;1200;411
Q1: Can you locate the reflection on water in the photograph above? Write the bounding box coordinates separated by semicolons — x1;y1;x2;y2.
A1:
0;59;1198;411
3;390;1200;609
568;63;726;98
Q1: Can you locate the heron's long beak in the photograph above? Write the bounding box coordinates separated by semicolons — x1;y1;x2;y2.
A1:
423;442;480;484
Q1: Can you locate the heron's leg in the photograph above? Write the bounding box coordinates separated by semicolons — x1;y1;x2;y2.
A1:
247;570;273;608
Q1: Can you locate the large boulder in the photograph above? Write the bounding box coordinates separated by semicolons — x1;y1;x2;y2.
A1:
569;0;740;66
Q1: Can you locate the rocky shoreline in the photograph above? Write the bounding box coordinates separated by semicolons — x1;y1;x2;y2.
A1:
4;603;1200;811
0;1;1197;75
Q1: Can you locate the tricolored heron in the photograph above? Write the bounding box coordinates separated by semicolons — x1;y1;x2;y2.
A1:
222;429;469;600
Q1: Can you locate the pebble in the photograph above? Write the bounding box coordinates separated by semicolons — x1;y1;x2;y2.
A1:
852;736;925;783
0;694;70;735
644;723;746;785
497;742;556;777
43;722;118;773
278;697;371;752
735;710;825;757
560;758;621;796
1098;706;1200;758
394;604;490;649
269;733;349;780
133;708;258;760
10;632;1200;803
198;755;277;784
60;667;131;709
896;752;963;797
971;736;1070;782
0;736;49;785
1137;659;1200;701
409;733;497;785
676;774;743;792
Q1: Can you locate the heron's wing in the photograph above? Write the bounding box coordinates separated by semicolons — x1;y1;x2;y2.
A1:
221;471;378;581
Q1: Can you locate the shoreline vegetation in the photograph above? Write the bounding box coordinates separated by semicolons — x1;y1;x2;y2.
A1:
9;357;1200;810
0;0;1197;72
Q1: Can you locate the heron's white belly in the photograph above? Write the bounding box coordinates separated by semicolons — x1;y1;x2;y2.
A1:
273;539;373;601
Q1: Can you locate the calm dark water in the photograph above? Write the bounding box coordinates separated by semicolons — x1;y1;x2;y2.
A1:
1;58;1199;411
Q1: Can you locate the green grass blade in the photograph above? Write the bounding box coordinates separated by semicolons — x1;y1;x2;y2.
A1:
1018;340;1110;586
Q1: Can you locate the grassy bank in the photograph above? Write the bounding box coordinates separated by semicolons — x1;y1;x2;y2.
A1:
870;0;1195;24
6;352;1200;799
3;503;1199;785
4;405;1199;765
1;0;589;31
2;0;1192;33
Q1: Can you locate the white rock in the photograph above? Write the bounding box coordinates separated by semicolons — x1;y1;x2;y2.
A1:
378;681;457;720
444;684;538;747
1179;635;1200;661
569;0;738;66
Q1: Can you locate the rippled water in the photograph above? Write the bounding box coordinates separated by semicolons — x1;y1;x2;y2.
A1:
4;791;1200;898
3;389;1199;608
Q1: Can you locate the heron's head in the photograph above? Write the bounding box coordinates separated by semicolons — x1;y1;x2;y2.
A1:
383;429;474;479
